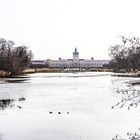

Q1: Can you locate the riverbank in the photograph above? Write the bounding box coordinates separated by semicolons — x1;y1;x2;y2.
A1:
111;71;140;78
0;71;11;78
111;71;140;85
0;68;63;78
22;68;63;74
1;68;140;78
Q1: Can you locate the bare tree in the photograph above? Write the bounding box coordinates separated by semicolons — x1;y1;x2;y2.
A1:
109;36;140;72
0;38;33;75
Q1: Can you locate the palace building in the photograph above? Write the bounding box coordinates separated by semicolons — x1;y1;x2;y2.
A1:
32;48;109;68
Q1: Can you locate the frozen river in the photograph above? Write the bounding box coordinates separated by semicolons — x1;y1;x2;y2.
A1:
0;72;140;140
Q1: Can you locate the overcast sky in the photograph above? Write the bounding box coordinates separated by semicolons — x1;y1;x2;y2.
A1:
0;0;140;60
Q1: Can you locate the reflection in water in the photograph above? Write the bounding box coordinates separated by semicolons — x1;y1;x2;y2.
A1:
18;97;26;101
3;75;30;83
0;98;25;110
112;81;140;140
0;99;14;110
111;86;140;110
112;130;140;140
5;79;29;83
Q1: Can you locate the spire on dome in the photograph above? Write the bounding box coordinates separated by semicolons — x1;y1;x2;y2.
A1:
73;47;79;60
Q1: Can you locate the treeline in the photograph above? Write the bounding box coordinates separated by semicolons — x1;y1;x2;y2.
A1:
109;36;140;72
0;38;32;75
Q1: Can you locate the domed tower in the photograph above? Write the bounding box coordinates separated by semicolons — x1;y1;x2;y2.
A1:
73;48;79;60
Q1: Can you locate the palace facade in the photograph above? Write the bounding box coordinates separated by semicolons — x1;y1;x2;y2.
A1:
32;48;109;68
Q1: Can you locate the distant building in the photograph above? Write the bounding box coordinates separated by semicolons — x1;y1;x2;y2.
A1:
31;60;46;65
30;60;49;68
33;48;109;68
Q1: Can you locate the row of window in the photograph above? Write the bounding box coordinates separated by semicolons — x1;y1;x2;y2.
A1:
50;63;105;67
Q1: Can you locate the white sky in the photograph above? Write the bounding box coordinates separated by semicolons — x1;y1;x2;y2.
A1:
0;0;140;60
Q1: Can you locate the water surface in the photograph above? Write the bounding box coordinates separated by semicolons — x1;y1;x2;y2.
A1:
0;72;140;140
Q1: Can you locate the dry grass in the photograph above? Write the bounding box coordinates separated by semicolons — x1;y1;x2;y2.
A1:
0;71;11;78
22;68;62;74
